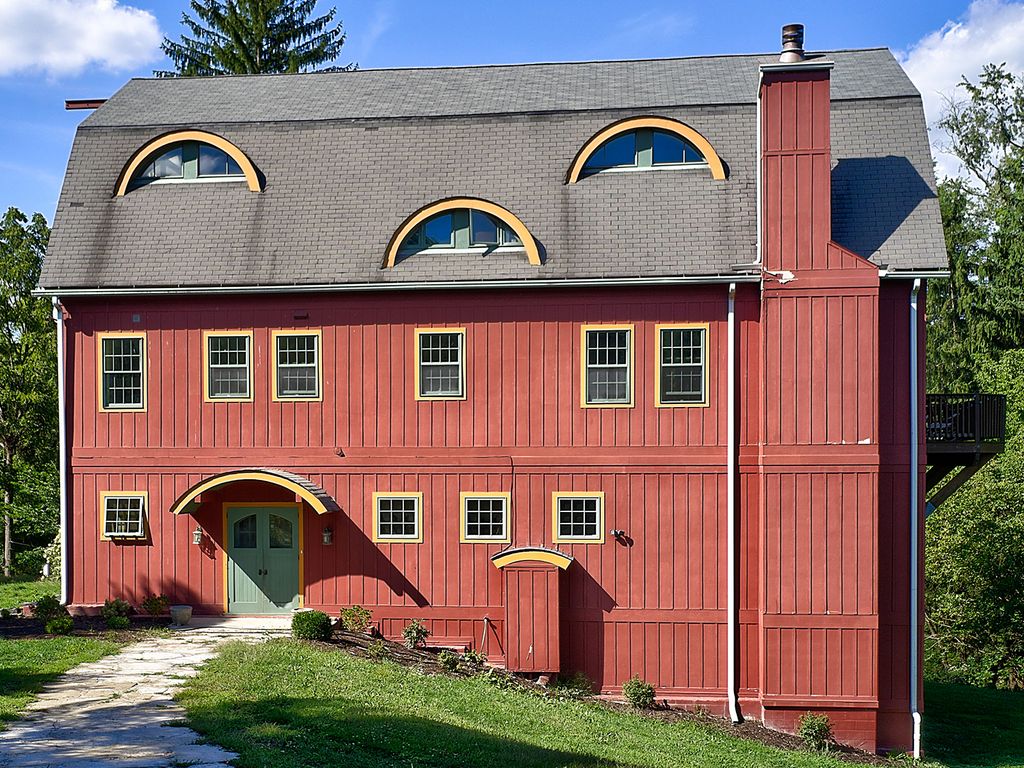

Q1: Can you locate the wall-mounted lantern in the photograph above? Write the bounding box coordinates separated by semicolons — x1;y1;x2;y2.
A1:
192;525;203;545
322;526;334;545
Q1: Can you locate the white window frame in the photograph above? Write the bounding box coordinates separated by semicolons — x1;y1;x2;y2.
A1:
100;492;148;540
372;492;423;543
272;330;322;402
204;331;253;402
655;324;709;407
414;328;466;400
580;325;634;407
551;491;605;544
460;492;511;543
97;332;146;412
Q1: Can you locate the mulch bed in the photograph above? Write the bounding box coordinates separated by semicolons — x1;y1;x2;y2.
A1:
324;628;888;765
0;613;171;641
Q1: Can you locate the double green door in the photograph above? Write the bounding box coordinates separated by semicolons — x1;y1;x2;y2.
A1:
227;505;300;614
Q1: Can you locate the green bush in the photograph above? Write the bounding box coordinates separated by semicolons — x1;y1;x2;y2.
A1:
101;598;134;620
437;649;459;673
366;639;390;662
46;615;74;635
14;547;46;579
339;605;372;633
402;619;429;649
550;671;595;699
0;608;10;620
478;668;518;690
106;615;131;630
622;675;656;709
461;648;486;666
44;534;61;578
34;594;66;623
291;610;333;641
140;594;169;616
797;712;832;752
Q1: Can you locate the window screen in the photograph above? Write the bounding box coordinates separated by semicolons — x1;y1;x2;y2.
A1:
276;334;319;399
101;336;145;409
207;334;250;399
584;328;631;404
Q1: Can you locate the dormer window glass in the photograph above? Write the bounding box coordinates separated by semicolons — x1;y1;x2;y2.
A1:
132;141;245;187
582;129;706;174
401;209;521;253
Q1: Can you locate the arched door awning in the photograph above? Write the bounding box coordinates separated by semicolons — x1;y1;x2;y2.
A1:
491;546;574;570
169;468;341;516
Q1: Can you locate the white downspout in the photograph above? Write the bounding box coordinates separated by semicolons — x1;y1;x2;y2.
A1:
52;297;68;606
755;71;763;266
727;282;740;723
909;279;922;759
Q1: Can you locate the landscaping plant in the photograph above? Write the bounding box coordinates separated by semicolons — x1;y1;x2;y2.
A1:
797;712;832;752
365;639;389;662
291;610;333;641
460;648;486;666
622;674;656;709
33;593;65;623
140;594;170;616
339;604;372;633
401;619;429;649
101;598;133;620
45;614;74;635
437;649;460;673
105;615;130;630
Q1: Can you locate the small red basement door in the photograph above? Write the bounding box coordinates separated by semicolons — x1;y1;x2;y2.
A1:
491;547;574;674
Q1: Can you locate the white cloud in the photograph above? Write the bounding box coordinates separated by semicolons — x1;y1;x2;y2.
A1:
900;0;1024;179
0;0;162;77
348;0;394;65
616;11;693;43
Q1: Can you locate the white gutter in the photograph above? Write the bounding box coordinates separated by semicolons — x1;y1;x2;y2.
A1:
755;72;763;267
909;278;922;759
52;298;69;606
726;281;740;723
32;274;760;299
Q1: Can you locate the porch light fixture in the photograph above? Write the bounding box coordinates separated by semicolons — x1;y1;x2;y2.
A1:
192;525;203;545
322;526;333;545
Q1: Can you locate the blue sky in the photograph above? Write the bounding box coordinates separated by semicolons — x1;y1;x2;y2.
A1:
0;0;1019;220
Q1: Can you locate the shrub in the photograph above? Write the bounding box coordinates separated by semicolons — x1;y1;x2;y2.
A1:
437;649;460;673
101;598;134;620
478;668;518;690
44;534;61;579
339;605;373;633
366;639;390;662
622;675;656;709
0;608;10;620
14;547;46;579
402;619;430;649
34;594;66;623
106;615;131;630
461;648;486;666
140;594;170;616
291;610;333;641
46;615;74;635
798;712;833;752
550;671;594;699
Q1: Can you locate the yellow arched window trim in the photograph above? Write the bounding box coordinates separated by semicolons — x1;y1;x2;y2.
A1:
566;116;726;184
169;470;335;516
114;130;261;197
383;197;541;269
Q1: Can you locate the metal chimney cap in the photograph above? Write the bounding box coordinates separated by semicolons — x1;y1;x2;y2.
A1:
780;23;805;63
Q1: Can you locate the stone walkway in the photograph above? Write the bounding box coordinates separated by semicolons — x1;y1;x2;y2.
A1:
0;617;290;768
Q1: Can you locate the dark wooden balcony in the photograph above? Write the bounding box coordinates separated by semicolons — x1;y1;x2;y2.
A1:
925;394;1006;514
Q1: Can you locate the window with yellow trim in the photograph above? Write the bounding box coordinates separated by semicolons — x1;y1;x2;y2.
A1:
583;327;632;406
99;334;146;410
274;332;320;400
461;493;510;543
583;129;706;175
552;492;604;543
401;209;522;254
206;333;252;400
657;326;707;405
130;140;244;188
102;494;147;539
416;329;465;399
373;493;423;542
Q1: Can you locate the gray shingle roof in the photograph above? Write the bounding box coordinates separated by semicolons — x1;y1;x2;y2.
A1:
40;48;945;291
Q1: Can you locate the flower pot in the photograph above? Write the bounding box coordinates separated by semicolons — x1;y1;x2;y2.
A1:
169;605;193;627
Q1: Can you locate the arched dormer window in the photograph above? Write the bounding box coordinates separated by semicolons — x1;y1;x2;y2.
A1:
567;116;726;183
383;197;540;268
114;130;261;196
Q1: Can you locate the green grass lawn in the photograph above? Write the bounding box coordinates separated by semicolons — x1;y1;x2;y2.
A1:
924;680;1024;768
180;639;854;768
0;577;58;611
0;637;121;725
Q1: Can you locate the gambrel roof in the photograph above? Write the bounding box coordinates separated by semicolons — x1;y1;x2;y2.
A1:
39;48;945;292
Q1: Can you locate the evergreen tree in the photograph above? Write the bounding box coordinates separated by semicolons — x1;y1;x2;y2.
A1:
157;0;351;77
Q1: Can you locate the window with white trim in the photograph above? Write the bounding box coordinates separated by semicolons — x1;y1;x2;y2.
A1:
658;326;706;405
101;335;145;410
584;328;631;405
417;330;464;398
463;495;509;541
554;494;603;541
401;209;522;252
275;333;319;399
375;495;421;541
207;334;251;399
102;495;146;538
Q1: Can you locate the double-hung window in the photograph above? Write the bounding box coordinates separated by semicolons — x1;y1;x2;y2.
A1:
461;492;511;543
552;492;605;543
273;331;321;401
581;325;633;406
657;325;707;406
101;493;147;539
99;333;146;411
372;492;423;543
415;328;465;399
205;332;252;400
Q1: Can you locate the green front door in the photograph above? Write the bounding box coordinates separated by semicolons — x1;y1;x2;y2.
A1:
227;505;300;614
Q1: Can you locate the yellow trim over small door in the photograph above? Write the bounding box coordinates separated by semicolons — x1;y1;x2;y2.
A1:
114;129;262;196
383;197;541;268
171;470;334;516
491;548;573;570
566;116;727;184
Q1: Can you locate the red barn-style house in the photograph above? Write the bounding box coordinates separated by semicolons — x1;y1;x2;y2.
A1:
39;25;973;755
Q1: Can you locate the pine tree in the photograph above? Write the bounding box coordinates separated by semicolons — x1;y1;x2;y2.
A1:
157;0;351;77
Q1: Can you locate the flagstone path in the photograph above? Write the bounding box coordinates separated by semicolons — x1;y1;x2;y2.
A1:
0;617;290;768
